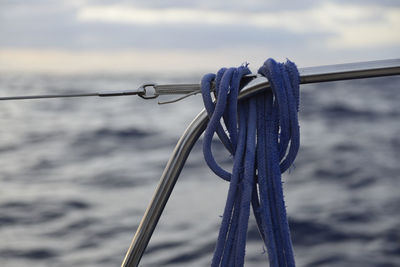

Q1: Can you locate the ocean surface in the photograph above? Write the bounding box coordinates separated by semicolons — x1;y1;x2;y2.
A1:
0;72;399;267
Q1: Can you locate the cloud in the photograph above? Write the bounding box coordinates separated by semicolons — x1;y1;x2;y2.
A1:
77;2;400;49
1;0;399;73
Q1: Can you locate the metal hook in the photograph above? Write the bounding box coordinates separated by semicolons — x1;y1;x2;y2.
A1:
137;83;159;99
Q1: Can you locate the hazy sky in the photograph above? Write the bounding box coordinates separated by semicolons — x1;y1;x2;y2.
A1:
0;0;399;74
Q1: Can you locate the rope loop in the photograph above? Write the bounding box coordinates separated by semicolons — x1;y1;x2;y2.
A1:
201;58;300;267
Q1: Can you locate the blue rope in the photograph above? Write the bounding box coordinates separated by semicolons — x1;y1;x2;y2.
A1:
201;58;300;266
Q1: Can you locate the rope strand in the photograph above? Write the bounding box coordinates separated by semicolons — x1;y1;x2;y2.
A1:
201;58;300;266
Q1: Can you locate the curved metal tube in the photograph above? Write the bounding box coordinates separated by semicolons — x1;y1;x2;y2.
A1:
122;58;400;267
121;110;209;267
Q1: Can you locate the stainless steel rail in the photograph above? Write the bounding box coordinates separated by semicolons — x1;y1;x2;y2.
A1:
155;58;400;97
239;58;400;99
121;111;208;267
121;58;400;267
2;59;398;101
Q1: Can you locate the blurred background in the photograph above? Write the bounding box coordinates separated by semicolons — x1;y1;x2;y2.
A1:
1;0;399;73
0;1;399;266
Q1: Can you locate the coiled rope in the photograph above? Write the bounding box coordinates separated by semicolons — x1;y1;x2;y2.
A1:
201;58;300;266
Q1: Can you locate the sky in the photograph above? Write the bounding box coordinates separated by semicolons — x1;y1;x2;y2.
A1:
0;0;399;74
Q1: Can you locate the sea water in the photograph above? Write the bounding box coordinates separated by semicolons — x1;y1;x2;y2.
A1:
0;72;399;267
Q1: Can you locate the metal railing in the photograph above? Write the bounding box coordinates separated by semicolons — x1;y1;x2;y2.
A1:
120;58;400;266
